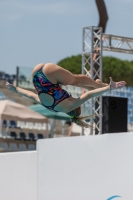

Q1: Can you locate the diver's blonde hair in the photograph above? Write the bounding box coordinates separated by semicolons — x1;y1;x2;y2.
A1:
71;114;101;128
67;107;102;128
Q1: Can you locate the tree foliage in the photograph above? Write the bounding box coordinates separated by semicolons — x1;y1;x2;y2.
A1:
57;55;82;75
57;55;133;86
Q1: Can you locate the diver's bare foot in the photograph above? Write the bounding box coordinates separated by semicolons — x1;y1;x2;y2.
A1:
95;79;108;87
88;70;108;88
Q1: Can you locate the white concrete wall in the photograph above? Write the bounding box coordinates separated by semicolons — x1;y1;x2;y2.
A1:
1;133;133;200
37;133;133;200
0;151;37;200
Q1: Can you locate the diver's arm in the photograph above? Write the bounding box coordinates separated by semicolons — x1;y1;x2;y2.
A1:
6;82;41;104
69;78;126;111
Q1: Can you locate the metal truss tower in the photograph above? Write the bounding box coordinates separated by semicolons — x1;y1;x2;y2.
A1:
82;26;103;135
82;26;133;135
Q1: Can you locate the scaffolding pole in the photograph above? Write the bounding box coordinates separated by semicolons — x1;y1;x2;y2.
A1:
82;26;133;135
82;26;103;135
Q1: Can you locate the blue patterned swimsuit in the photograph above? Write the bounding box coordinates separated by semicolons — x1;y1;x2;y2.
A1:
33;68;71;112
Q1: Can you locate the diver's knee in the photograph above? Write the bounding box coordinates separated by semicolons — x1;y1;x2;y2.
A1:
70;75;78;86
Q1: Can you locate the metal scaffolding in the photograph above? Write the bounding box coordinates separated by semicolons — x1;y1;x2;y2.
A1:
82;26;133;135
102;34;133;54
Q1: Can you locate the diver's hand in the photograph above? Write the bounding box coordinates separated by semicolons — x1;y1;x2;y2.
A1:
109;77;126;89
6;82;17;93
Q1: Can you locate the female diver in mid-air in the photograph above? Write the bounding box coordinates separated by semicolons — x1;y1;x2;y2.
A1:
6;63;126;128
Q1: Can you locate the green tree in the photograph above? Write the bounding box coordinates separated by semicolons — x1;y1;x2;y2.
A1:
57;55;133;86
57;55;82;74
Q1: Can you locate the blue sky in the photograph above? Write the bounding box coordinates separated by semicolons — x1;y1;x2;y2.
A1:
0;0;133;74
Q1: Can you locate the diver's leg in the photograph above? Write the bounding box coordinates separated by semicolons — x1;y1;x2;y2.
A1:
42;63;107;88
